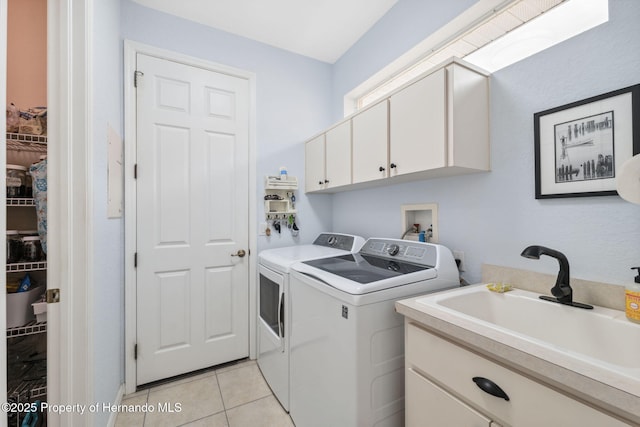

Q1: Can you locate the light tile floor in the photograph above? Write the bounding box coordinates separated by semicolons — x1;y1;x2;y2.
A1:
115;359;294;427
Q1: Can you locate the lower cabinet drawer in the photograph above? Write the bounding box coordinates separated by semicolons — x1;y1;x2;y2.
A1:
406;323;630;427
407;368;494;427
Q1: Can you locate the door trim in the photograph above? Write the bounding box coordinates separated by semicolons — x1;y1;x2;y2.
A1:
2;0;90;425
47;0;94;424
123;41;257;394
0;0;7;412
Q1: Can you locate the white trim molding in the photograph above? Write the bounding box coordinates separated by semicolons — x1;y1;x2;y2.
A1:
123;40;258;394
47;0;93;424
0;0;8;416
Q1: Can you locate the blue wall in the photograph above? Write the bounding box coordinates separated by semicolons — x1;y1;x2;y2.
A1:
120;0;640;285
120;0;335;250
331;0;478;121
105;0;640;414
92;0;123;425
330;0;640;285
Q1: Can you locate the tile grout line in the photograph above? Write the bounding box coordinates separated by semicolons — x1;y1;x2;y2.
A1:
142;389;149;427
214;370;232;427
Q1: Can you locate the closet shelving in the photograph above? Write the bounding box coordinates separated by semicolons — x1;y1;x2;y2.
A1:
6;321;47;339
8;379;47;400
6;132;48;408
7;198;36;207
5;132;48;153
6;262;47;273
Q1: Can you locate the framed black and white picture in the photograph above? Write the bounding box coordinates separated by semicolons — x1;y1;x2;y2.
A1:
533;84;640;199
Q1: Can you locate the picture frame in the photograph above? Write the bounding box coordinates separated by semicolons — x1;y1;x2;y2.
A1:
533;84;640;199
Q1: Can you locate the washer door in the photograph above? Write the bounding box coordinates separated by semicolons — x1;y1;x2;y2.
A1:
258;264;285;348
257;263;290;411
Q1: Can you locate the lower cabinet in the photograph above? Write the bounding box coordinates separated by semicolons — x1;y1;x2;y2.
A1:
407;368;499;427
405;322;631;427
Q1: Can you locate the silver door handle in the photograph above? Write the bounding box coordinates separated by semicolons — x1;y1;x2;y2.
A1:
231;249;246;257
278;292;285;353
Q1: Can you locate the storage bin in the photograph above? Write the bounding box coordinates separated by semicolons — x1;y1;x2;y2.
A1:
32;301;47;323
6;286;43;328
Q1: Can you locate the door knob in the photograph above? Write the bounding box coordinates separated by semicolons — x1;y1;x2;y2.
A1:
379;166;385;172
231;249;246;257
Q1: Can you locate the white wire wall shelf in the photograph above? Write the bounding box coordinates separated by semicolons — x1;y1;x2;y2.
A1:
7;198;36;207
5;133;47;154
6;262;47;273
8;378;46;400
6;321;46;338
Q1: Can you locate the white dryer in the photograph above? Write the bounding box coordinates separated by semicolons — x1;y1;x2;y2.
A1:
257;233;364;412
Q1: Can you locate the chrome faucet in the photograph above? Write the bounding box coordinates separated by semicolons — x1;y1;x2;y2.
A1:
520;245;593;309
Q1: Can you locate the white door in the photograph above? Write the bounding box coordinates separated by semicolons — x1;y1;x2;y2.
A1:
135;53;250;385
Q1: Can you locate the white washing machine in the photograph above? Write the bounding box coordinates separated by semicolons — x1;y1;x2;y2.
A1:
289;238;460;427
257;233;365;412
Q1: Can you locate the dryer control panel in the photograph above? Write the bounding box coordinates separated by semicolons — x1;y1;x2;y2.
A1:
313;233;364;252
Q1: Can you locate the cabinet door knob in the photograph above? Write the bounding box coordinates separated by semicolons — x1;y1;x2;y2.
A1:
324;179;329;183
318;180;323;185
390;163;397;169
379;166;385;172
472;377;510;401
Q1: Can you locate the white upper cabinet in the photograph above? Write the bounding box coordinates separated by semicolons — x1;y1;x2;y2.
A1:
305;120;352;192
325;120;352;188
304;134;326;193
352;100;389;184
304;58;489;193
390;68;447;176
390;62;490;178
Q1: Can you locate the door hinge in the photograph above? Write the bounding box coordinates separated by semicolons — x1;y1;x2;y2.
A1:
134;252;138;268
46;288;61;304
134;344;138;360
134;163;137;179
134;70;144;87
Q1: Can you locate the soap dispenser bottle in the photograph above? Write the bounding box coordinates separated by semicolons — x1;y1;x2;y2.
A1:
626;267;640;323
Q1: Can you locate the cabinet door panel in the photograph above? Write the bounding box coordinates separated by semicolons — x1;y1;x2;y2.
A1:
390;68;446;176
406;368;491;427
448;63;490;170
353;100;388;184
305;135;325;193
325;121;351;188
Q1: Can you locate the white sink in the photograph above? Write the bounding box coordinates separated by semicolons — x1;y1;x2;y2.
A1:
415;285;640;382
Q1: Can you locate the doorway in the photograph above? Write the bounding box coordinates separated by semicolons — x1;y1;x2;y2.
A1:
124;42;258;392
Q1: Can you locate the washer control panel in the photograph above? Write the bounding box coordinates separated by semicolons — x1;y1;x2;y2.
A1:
361;238;438;267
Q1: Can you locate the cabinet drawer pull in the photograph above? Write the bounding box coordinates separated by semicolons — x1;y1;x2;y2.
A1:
472;377;510;401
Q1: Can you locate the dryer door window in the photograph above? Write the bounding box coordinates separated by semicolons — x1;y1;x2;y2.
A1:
260;272;282;338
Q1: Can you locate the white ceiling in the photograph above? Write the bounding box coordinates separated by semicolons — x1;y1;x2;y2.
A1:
132;0;398;63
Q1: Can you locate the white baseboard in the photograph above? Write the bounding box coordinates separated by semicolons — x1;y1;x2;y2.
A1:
106;384;126;427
